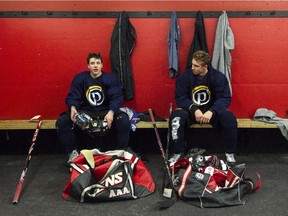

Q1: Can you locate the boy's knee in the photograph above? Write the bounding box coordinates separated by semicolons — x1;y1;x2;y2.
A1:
56;113;73;131
115;113;130;129
218;111;237;127
170;109;188;125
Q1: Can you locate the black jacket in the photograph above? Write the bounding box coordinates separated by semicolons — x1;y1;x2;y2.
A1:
110;11;136;100
186;11;208;69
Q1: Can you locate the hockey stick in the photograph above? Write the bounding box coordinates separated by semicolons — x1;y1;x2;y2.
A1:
12;115;42;205
148;109;178;209
162;103;172;194
165;103;173;160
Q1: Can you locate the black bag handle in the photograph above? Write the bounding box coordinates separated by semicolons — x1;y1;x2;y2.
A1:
243;167;261;191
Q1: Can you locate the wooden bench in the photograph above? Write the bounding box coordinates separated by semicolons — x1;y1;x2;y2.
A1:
0;118;278;130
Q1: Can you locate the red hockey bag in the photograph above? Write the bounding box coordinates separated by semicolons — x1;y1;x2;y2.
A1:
173;158;261;208
62;149;155;202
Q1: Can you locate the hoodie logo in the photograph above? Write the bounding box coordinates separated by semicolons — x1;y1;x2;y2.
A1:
86;85;105;106
192;85;211;106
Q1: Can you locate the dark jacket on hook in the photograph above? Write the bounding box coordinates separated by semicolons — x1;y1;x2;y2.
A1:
186;11;208;69
110;11;136;100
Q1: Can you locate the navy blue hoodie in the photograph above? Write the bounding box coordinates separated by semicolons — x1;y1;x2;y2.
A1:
66;71;123;113
175;67;231;114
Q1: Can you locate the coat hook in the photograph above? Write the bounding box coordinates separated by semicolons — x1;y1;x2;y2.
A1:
147;11;152;16
245;11;251;15
271;11;276;16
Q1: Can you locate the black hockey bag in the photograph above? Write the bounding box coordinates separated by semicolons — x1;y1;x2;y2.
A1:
62;149;155;202
172;158;261;208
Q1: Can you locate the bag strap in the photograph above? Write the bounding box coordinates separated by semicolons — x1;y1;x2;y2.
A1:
244;167;261;191
80;149;118;169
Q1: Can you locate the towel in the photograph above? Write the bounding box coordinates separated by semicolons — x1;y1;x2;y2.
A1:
253;108;288;141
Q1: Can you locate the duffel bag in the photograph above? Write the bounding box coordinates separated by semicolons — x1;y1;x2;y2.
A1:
62;149;155;202
173;158;261;208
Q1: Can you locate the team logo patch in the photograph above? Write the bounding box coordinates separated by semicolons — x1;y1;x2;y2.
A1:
86;85;105;106
192;85;211;106
195;173;204;180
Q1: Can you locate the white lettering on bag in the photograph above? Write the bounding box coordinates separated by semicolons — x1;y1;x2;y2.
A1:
109;187;130;197
92;172;124;196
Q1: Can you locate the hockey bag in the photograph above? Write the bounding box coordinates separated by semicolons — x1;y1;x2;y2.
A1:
173;158;261;208
62;149;155;202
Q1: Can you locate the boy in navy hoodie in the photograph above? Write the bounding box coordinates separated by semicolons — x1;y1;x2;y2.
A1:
56;53;130;165
168;50;237;166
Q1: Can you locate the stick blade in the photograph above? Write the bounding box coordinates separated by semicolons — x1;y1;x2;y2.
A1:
29;115;42;121
158;187;178;209
163;187;173;198
158;195;178;209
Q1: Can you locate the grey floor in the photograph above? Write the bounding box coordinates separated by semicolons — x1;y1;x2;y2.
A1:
1;153;288;216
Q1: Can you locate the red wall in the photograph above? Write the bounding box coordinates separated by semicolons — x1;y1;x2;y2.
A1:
1;1;288;119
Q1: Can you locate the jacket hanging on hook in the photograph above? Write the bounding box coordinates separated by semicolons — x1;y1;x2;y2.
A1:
211;11;235;95
110;11;136;100
168;11;180;78
186;11;208;69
